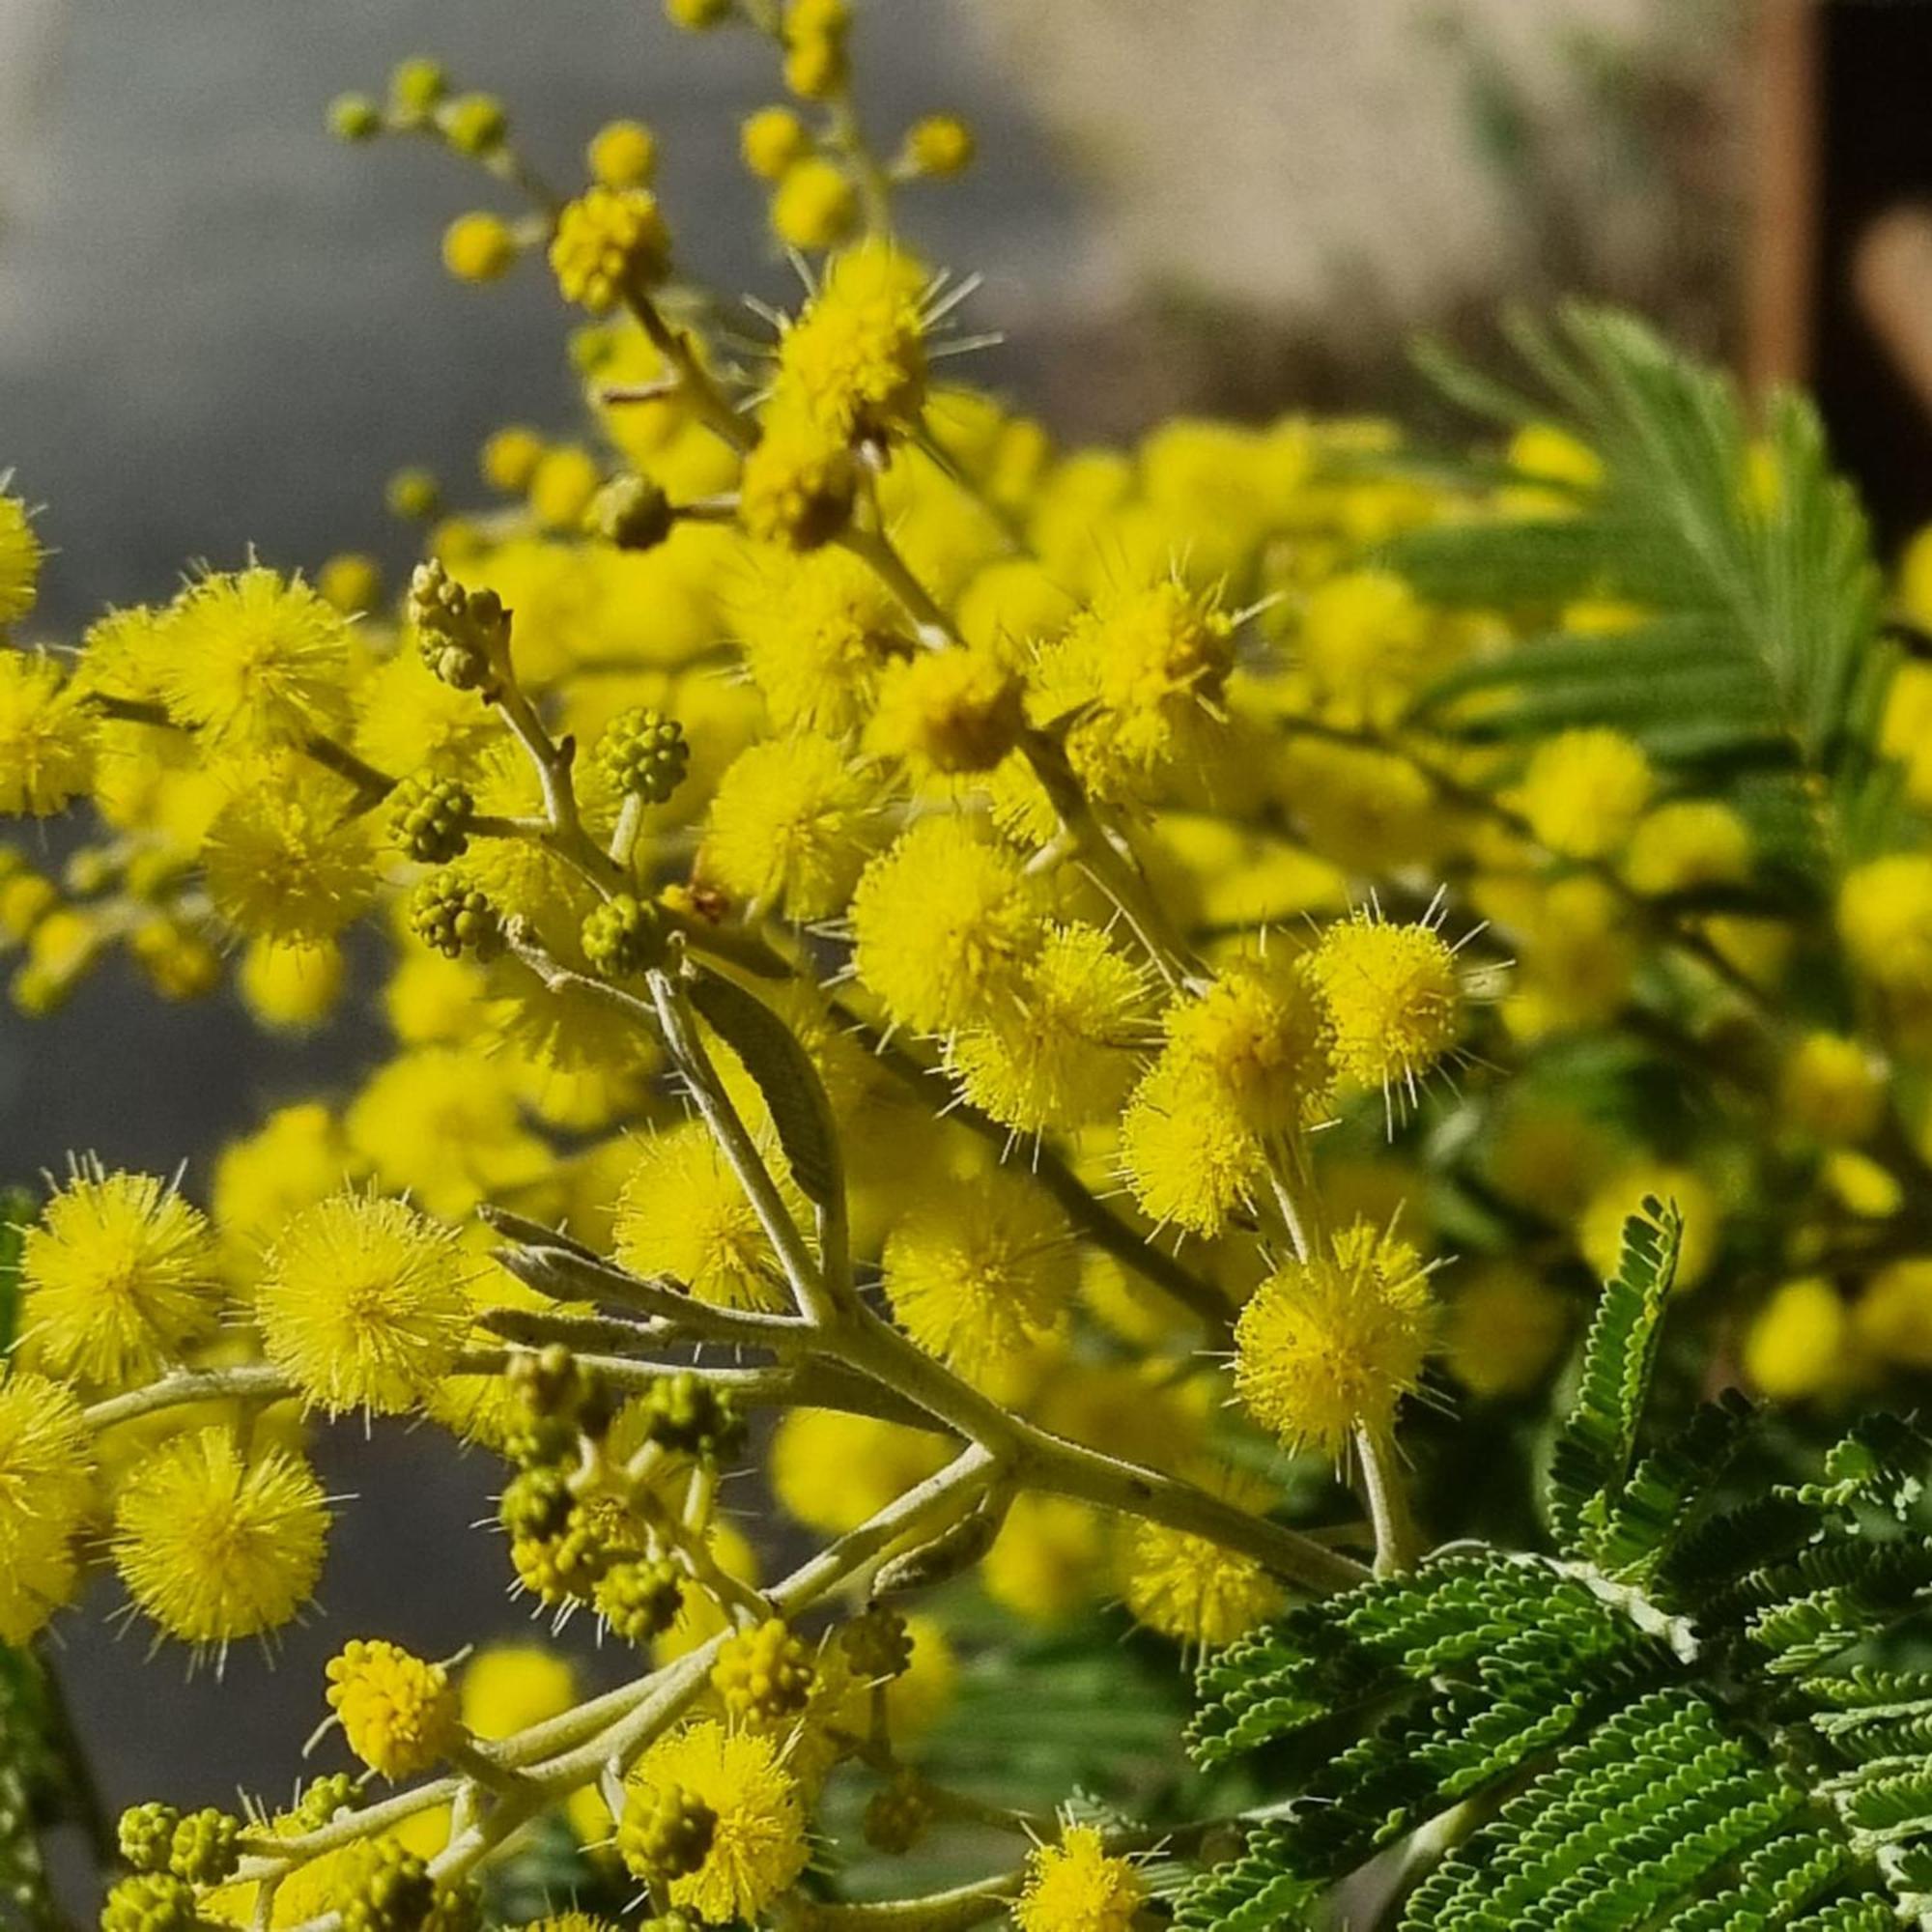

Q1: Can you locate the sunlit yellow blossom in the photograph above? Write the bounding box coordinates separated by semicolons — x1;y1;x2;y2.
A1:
1234;1221;1434;1458
770;156;858;249
256;1193;474;1415
614;1119;801;1312
1623;799;1749;896
739;403;855;550
549;184;668;310
462;1646;578;1741
1839;854;1932;1002
113;1428;329;1650
946;923;1148;1135
850;816;1046;1033
729;545;900;735
238;937;346;1035
158;568;352;749
702;734;879;920
1162;954;1333;1135
882;1169;1075;1376
201;761;379;944
627;1721;809;1922
327;1639;461;1778
1295;569;1428;724
0;651;93;815
0;495;43;624
1746;1277;1852;1402
1032;578;1235;802
1120;1469;1285;1647
1119;1057;1263;1239
0;1372;94;1644
1853;1259;1932;1372
866;644;1023;776
1310;908;1463;1106
1014;1826;1146;1932
768;1408;950;1534
773;240;929;442
1513;728;1654;861
982;1494;1102;1624
23;1163;221;1385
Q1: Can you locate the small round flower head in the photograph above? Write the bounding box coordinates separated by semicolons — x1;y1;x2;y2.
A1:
112;1427;329;1651
202;761;379;944
22;1162;220;1385
1119;1469;1285;1649
768;1409;951;1534
1032;578;1235;802
101;1873;198;1932
739;404;857;550
774;241;931;442
1310;906;1463;1111
326;1639;461;1779
442;212;517;284
946;923;1148;1135
1839;854;1932;1001
239;937;347;1035
460;1645;577;1740
731;545;904;736
866;645;1023;776
1119;1056;1264;1239
158;568;352;750
255;1192;474;1416
901;113;975;178
1622;799;1750;895
881;1169;1075;1378
549;184;670;311
1295;569;1429;725
0;651;94;815
1780;1031;1885;1145
587;118;657;188
1013;1825;1147;1932
742;105;810;181
626;1720;809;1923
1234;1221;1435;1459
1745;1276;1850;1402
702;735;878;921
0;493;44;624
1512;727;1655;860
618;1781;718;1884
0;1371;94;1644
1161;955;1334;1136
1854;1259;1932;1371
613;1119;795;1312
770;156;859;250
850;815;1047;1034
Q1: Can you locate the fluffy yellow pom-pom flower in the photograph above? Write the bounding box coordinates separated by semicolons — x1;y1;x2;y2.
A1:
1745;1277;1852;1402
1013;1825;1146;1932
1513;727;1655;860
157;567;352;750
702;734;878;920
461;1646;578;1740
866;644;1023;776
112;1427;329;1651
946;923;1148;1136
881;1169;1075;1377
769;156;858;250
0;651;94;816
774;240;929;442
738;403;856;550
1119;1469;1285;1648
1779;1031;1884;1145
850;815;1046;1034
1310;907;1463;1110
201;761;380;944
730;546;900;736
254;1193;474;1416
0;1371;94;1644
1839;854;1932;1003
326;1639;461;1779
613;1119;800;1312
1234;1221;1435;1459
0;493;43;624
22;1163;221;1386
1160;955;1334;1136
626;1720;809;1923
1118;1056;1264;1239
768;1408;950;1534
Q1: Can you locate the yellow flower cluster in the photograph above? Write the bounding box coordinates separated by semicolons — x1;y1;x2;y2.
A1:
10;9;1932;1927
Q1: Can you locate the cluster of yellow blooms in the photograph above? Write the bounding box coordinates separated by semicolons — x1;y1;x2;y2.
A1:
7;5;1932;1931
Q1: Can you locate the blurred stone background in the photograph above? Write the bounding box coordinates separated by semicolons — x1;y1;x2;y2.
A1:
0;0;1750;1868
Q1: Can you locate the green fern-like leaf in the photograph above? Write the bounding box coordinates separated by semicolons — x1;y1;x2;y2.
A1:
1546;1198;1682;1552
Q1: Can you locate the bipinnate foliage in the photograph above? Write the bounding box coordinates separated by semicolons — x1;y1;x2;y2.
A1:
1182;1203;1932;1930
1397;307;1897;873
